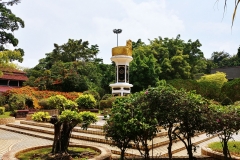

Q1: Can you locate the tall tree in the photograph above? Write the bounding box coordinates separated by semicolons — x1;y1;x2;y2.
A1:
0;0;24;49
130;46;161;92
51;39;99;63
104;97;136;160
211;51;231;68
148;35;205;80
0;0;24;74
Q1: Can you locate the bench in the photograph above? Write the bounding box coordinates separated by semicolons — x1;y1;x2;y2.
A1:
16;110;29;118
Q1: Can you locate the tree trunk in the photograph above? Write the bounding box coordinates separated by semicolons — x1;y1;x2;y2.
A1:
186;138;194;160
52;122;62;154
51;120;74;154
50;116;62;154
187;144;194;160
120;149;125;160
144;139;150;160
223;140;229;160
60;122;71;153
167;124;173;160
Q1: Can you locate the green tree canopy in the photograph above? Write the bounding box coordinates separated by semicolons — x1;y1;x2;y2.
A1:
0;0;24;75
0;0;24;48
42;39;99;69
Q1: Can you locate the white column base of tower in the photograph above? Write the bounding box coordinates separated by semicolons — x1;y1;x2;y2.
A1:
110;40;133;96
109;83;133;96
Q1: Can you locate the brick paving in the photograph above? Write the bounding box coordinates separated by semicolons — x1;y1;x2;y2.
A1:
0;129;52;160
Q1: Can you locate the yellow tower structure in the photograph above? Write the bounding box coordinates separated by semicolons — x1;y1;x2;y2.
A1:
109;40;133;96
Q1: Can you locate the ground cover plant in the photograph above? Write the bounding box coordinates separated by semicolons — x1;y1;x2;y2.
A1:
208;141;240;157
16;146;100;160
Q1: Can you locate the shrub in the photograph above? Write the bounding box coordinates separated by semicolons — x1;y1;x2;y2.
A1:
0;107;5;115
197;81;221;100
32;112;51;122
4;104;10;112
38;99;51;109
220;78;240;102
83;90;100;102
99;100;108;110
167;79;221;100
197;71;227;88
101;94;112;100
47;95;68;111
8;94;26;111
106;97;117;108
75;94;96;109
221;97;233;106
0;95;6;106
99;97;116;110
167;79;198;92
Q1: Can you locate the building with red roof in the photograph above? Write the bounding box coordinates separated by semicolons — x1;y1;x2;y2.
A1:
0;68;28;93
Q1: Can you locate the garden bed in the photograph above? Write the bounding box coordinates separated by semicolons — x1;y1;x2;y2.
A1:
201;145;240;160
9;144;112;160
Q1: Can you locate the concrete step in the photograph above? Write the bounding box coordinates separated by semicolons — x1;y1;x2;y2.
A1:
21;120;168;137
5;122;171;148
0;121;217;157
20;120;105;135
0;124;140;156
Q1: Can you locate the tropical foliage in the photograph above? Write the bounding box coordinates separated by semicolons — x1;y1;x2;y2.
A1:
204;104;240;159
0;0;25;74
32;111;51;122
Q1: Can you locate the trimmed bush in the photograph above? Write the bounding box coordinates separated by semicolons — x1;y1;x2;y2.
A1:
167;79;221;100
32;112;51;122
83;90;100;102
99;96;118;110
99;100;108;110
220;78;240;102
0;107;5;115
4;104;10;112
75;94;96;109
8;94;26;112
221;97;233;106
38;99;51;109
0;95;6;106
106;97;117;108
101;94;112;100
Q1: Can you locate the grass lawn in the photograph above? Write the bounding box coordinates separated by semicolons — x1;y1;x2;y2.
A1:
16;146;100;160
0;112;11;118
208;141;240;157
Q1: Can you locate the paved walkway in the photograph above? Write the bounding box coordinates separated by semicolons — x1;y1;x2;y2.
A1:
0;129;52;160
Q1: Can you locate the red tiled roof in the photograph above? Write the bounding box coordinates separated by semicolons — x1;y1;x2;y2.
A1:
0;67;26;74
0;74;28;81
0;86;20;92
0;67;28;81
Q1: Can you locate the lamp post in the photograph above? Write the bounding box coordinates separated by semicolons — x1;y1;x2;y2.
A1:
113;29;122;46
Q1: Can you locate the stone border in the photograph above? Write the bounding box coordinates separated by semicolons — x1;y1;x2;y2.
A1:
201;146;240;160
3;144;112;160
0;117;15;125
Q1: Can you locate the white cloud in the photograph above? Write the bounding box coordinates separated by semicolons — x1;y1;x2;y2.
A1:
87;0;185;63
9;0;240;68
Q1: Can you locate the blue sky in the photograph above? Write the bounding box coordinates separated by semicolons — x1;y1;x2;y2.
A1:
8;0;240;68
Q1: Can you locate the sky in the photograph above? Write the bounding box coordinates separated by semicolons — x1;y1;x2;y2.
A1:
7;0;240;68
